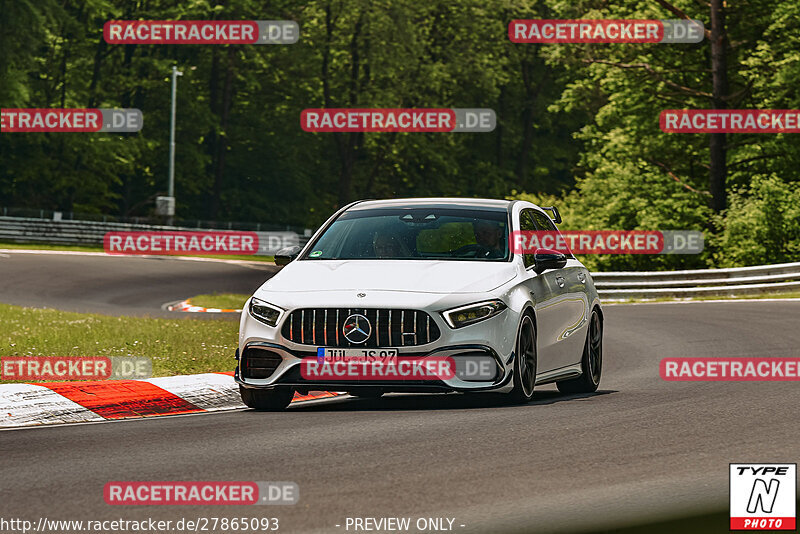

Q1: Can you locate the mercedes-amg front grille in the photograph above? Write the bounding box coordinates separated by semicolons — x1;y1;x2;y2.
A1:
281;308;440;347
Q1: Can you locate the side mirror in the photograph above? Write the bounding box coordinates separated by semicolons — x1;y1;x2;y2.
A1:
533;248;567;274
274;245;302;266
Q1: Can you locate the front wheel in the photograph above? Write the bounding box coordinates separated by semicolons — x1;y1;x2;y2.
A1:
239;386;294;411
508;314;537;404
557;308;602;394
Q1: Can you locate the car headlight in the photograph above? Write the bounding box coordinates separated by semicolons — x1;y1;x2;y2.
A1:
441;300;507;329
249;298;284;327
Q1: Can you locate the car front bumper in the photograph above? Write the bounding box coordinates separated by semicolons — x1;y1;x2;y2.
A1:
237;290;520;393
234;341;514;393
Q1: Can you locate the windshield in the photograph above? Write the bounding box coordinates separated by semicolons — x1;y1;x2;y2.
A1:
303;207;510;261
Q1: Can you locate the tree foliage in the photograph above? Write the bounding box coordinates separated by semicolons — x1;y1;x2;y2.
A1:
0;0;798;269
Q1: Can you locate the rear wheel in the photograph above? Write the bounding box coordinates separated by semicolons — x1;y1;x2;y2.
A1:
557;308;602;394
239;386;294;411
508;314;537;404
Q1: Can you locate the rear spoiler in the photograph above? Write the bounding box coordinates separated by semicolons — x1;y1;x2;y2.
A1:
541;206;562;224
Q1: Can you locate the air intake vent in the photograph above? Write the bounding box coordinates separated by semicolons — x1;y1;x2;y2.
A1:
241;348;282;379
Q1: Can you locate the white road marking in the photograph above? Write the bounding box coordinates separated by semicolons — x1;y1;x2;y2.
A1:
605;298;800;306
0;248;274;270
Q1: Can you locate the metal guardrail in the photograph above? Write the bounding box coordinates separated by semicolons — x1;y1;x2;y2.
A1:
2;214;797;298
0;206;307;233
592;262;800;300
0;216;308;255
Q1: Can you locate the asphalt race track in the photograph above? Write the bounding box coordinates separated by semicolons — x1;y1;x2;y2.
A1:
3;265;800;534
0;251;275;317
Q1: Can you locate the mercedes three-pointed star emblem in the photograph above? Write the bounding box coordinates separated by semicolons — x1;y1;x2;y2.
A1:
342;313;371;344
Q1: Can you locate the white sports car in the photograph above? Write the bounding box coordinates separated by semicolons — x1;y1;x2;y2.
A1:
236;198;603;410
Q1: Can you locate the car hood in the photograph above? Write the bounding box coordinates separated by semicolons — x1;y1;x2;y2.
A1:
259;260;518;294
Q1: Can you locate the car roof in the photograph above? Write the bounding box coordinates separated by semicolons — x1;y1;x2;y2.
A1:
348;197;515;211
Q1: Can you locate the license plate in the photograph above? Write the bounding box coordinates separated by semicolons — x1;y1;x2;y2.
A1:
317;347;398;364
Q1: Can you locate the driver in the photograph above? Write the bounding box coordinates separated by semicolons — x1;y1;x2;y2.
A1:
473;220;505;258
373;230;410;258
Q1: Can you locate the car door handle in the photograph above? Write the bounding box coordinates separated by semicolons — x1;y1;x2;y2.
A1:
556;275;565;288
577;271;586;283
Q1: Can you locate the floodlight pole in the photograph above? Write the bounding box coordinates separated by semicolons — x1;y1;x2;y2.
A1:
167;65;183;222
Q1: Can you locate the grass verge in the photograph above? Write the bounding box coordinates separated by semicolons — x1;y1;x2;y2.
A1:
0;241;275;263
0;302;238;379
189;293;249;310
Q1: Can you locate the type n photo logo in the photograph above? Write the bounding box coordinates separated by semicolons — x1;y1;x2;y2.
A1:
730;464;796;530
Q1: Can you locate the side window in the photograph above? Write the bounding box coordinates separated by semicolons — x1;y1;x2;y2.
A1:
519;209;537;268
531;210;557;231
531;209;574;258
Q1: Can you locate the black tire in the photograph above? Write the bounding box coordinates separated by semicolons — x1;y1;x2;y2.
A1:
557;308;602;394
349;389;384;399
239;386;294;411
508;313;537;404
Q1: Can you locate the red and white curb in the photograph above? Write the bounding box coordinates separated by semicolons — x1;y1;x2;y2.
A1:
0;372;342;429
166;299;241;313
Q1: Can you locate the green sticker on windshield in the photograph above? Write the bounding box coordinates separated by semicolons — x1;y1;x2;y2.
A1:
310;250;323;257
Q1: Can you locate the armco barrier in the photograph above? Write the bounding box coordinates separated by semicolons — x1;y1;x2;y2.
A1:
3;215;797;299
593;262;800;300
0;216;307;256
